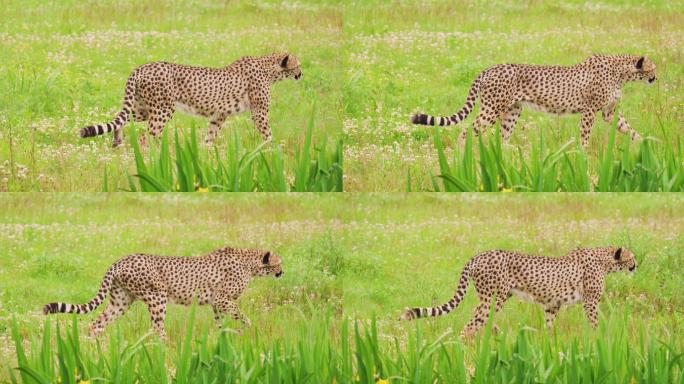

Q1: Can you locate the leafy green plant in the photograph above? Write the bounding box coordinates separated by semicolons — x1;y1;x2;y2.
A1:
10;310;683;383
112;109;343;192
424;120;683;192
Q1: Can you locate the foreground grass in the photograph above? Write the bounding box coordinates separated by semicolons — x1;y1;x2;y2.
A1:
10;311;683;383
418;124;683;192
2;194;683;381
0;0;342;191
119;107;343;192
343;0;684;191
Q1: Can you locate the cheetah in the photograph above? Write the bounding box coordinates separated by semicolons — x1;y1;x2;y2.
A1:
43;247;283;339
79;53;302;147
400;247;636;337
411;55;656;148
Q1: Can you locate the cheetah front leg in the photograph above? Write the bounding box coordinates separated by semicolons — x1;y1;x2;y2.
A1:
543;303;561;328
601;101;617;124
204;114;227;146
212;295;251;329
250;104;272;143
249;88;273;142
602;103;641;141
141;293;168;339
616;113;641;141
582;299;599;328
579;111;596;148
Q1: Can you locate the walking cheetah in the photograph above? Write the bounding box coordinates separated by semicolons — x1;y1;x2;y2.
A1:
44;247;283;338
400;247;636;337
411;55;656;147
79;53;302;147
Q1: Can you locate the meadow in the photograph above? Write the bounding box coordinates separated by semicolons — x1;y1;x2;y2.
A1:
343;0;684;191
1;194;683;382
0;1;342;192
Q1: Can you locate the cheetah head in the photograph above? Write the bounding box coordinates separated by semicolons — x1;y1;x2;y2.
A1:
609;247;637;274
276;53;302;81
630;56;657;84
255;251;283;278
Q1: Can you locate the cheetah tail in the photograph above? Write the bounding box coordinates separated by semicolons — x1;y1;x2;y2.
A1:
43;267;114;315
79;73;136;138
402;260;472;320
410;73;482;127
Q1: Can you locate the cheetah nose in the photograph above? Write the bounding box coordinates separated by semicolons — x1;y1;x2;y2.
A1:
295;73;301;80
629;265;636;272
648;76;656;83
275;271;283;277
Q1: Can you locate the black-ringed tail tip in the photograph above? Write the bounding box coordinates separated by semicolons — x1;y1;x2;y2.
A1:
400;308;416;321
43;303;58;314
411;113;454;126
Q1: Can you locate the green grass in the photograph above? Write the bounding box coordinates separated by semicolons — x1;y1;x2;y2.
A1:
119;110;343;192
2;194;682;382
10;312;683;383
3;0;683;192
0;0;342;192
343;0;684;191
419;123;683;192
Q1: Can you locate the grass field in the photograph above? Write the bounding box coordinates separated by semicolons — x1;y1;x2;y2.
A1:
2;194;682;382
344;0;684;191
0;1;342;192
3;1;682;192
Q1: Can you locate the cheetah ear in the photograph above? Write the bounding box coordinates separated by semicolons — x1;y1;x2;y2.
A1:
280;55;289;69
636;57;645;70
614;247;623;261
262;251;271;264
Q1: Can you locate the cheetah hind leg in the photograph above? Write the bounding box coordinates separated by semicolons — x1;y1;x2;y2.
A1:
461;289;510;338
139;106;174;149
500;103;522;144
112;100;149;148
458;108;497;147
88;286;132;337
461;302;491;338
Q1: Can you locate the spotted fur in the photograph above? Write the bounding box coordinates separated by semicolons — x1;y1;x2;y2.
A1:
411;55;656;147
400;247;636;337
43;247;283;338
79;53;302;147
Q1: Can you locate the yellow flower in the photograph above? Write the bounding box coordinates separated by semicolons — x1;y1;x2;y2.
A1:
196;187;209;192
79;381;91;384
376;379;389;384
501;188;513;192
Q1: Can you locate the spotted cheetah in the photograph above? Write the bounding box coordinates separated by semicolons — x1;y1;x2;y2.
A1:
411;55;656;147
400;247;636;337
43;247;283;338
79;53;302;147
